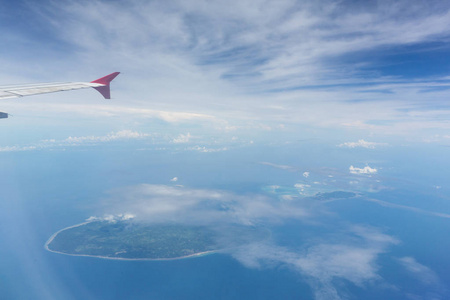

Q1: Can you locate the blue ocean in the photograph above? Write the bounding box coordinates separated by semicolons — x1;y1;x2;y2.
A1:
1;142;449;299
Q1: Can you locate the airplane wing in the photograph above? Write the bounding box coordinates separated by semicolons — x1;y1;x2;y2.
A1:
0;72;120;118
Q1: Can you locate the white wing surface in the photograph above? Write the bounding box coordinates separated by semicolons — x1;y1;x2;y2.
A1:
0;82;104;100
0;72;120;118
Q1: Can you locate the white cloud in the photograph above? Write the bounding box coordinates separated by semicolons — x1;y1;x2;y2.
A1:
172;133;191;143
230;226;398;300
87;213;135;223
6;0;449;138
93;183;408;299
294;183;311;192
297;244;381;288
64;130;149;144
398;257;440;286
0;145;37;152
349;165;378;175
100;184;309;226
339;140;387;149
0;130;151;152
170;177;178;182
1;101;218;123
303;171;310;178
188;145;228;153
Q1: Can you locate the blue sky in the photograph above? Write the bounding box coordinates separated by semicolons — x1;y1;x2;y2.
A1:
2;3;450;298
1;0;450;146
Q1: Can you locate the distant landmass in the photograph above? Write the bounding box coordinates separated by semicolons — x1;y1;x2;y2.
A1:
314;191;358;201
46;220;268;260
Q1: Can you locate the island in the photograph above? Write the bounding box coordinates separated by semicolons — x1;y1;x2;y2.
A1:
45;220;268;260
314;191;358;201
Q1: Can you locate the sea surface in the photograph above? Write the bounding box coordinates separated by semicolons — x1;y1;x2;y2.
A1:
1;142;449;299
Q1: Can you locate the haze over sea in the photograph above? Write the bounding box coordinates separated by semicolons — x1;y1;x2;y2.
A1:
1;0;450;299
1;138;449;299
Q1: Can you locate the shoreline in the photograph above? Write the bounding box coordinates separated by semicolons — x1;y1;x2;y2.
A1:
44;221;93;252
44;221;217;261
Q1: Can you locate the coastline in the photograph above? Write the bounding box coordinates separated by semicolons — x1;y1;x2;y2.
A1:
44;221;217;261
44;221;93;252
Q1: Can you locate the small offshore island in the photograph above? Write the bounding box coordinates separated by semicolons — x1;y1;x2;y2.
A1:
46;219;268;260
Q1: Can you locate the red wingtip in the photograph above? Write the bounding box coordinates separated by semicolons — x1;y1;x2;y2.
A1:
90;72;120;99
90;72;120;85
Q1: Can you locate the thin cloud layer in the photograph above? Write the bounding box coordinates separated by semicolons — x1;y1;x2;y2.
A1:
43;0;450;90
0;102;217;123
3;0;450;138
64;130;149;144
339;140;387;149
0;130;150;152
398;257;440;286
230;226;398;300
92;183;404;299
99;184;309;226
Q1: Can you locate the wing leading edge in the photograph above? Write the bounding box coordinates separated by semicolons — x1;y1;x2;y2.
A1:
0;72;120;118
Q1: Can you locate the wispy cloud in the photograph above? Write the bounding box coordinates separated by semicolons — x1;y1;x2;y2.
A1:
365;197;450;219
398;257;440;286
230;226;398;300
99;184;309;226
317;193;450;219
339;139;387;149
0;102;217;123
4;0;448;138
93;183;414;299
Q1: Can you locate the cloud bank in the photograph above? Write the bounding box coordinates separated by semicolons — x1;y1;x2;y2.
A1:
349;165;378;175
0;130;150;152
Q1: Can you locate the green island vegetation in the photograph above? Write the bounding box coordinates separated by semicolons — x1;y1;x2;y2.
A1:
47;220;268;260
